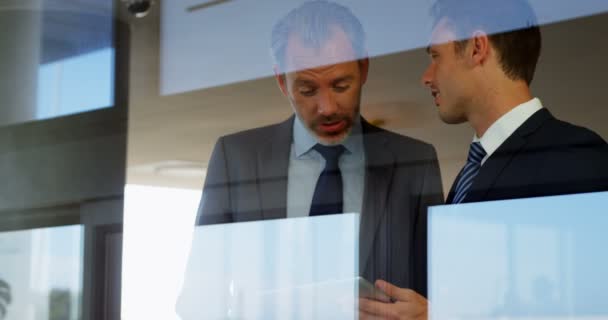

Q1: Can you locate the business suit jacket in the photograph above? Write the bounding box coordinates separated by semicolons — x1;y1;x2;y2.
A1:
447;109;608;204
196;115;444;296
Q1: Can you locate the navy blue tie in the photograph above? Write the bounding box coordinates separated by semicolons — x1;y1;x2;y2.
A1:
309;144;345;216
451;142;487;204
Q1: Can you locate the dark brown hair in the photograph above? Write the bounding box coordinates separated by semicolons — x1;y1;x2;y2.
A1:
431;0;542;85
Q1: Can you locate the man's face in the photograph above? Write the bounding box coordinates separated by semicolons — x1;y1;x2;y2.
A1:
276;26;368;145
421;18;474;124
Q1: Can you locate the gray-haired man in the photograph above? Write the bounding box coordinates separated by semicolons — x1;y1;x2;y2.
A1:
194;1;443;317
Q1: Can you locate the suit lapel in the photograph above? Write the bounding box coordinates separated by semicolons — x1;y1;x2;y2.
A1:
359;121;395;273
445;168;462;203
257;116;294;219
464;109;552;203
465;136;527;202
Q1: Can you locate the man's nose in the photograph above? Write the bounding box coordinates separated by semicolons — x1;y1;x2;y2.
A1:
317;91;338;116
421;64;433;87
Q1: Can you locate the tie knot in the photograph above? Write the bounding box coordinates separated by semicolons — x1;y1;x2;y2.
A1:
314;144;345;167
467;142;486;165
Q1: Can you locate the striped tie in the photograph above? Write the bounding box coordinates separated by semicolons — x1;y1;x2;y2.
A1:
451;142;486;204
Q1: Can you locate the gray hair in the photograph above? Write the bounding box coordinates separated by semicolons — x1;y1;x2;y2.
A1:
270;0;366;72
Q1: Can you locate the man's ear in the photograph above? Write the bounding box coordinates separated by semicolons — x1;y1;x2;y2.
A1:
274;65;289;96
469;31;490;66
359;57;370;84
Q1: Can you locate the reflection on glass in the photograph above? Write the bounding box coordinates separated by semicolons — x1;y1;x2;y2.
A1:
160;0;608;95
177;214;359;320
0;0;114;127
0;226;83;320
37;47;114;120
429;191;608;319
37;0;115;121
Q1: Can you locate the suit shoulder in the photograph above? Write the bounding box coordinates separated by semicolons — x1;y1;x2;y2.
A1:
541;117;607;146
529;116;608;172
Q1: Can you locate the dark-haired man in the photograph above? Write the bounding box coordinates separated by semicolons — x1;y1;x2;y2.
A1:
360;0;608;318
422;0;608;205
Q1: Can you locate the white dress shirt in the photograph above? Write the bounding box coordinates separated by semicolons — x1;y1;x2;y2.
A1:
475;97;544;165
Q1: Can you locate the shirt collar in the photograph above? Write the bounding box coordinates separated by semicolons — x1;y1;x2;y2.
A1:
474;97;543;163
293;115;363;158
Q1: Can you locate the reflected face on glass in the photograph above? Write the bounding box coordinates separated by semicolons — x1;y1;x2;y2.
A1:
276;26;368;145
421;18;474;124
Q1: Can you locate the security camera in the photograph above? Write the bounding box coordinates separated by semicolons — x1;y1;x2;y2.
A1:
123;0;153;18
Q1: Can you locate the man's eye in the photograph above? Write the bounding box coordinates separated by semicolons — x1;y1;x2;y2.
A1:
334;84;350;92
299;88;316;96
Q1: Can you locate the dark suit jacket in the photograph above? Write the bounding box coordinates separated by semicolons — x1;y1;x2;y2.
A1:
447;109;608;203
196;116;444;296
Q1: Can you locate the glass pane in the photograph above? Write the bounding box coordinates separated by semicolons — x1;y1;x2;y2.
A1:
0;225;83;320
429;192;608;319
0;0;114;127
37;47;114;120
0;1;126;320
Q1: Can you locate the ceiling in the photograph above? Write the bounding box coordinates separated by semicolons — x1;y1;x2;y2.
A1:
123;3;608;193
